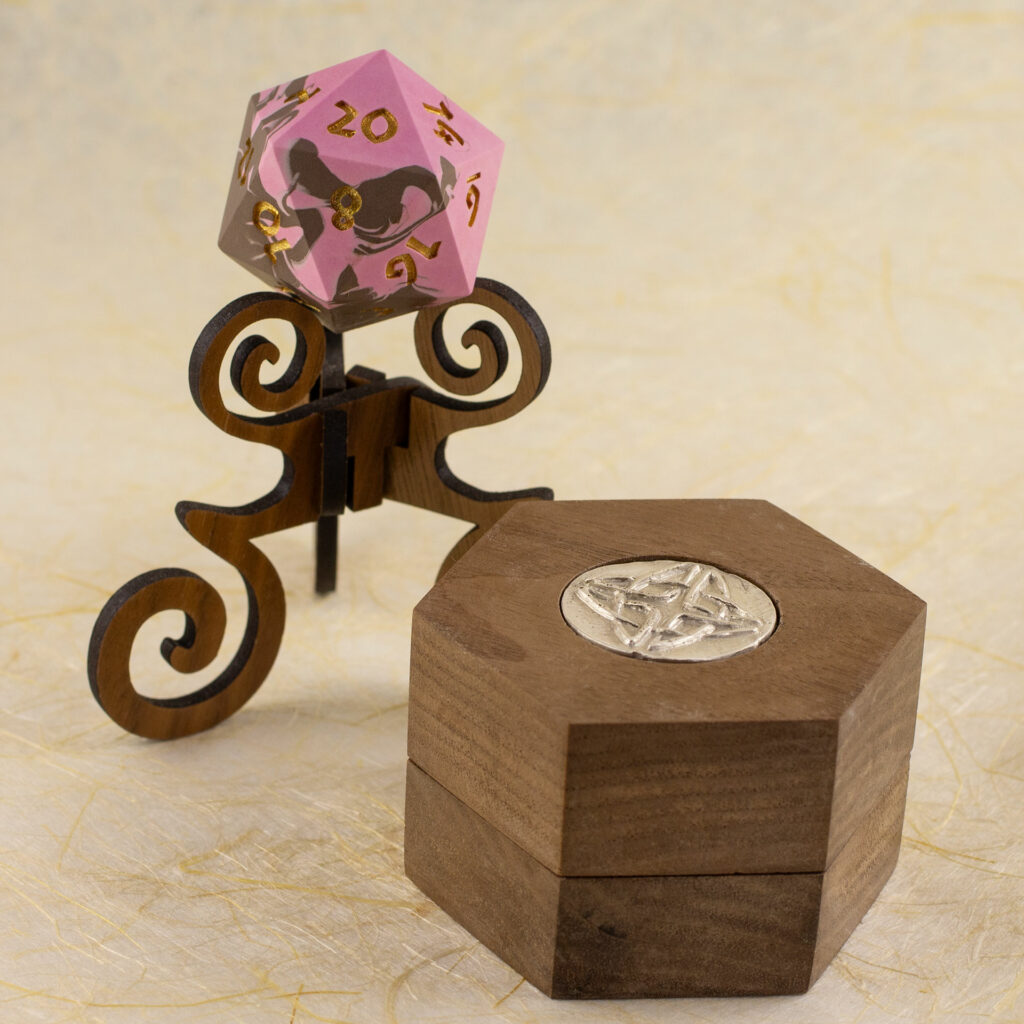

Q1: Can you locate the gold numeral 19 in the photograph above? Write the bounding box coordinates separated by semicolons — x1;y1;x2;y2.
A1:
386;254;417;284
383;238;441;286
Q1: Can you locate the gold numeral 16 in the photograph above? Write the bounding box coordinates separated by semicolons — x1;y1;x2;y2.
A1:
327;101;399;144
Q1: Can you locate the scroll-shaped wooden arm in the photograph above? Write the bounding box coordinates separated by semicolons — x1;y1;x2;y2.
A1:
87;295;328;739
87;279;552;739
386;278;553;574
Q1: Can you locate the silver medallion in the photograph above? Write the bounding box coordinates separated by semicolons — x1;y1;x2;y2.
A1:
560;559;777;663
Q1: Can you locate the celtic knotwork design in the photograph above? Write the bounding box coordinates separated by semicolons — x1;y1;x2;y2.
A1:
561;560;777;663
580;563;762;650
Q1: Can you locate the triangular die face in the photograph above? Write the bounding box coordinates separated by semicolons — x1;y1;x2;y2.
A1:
218;186;293;293
250;52;408;203
411;100;503;177
441;145;504;294
262;49;385;144
383;54;503;174
397;205;466;302
298;48;382;99
219;91;273;272
312;190;467;332
266;141;384;281
427;203;474;299
228;150;339;304
290;49;431;177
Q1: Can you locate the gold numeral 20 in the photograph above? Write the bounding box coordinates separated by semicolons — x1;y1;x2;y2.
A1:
327;101;399;144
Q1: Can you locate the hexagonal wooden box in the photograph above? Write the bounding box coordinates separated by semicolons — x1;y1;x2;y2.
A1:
405;500;926;998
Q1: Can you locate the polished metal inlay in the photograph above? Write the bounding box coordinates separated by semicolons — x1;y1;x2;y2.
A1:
560;559;777;662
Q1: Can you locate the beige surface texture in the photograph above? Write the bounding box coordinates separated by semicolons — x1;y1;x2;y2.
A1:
2;1;1023;1021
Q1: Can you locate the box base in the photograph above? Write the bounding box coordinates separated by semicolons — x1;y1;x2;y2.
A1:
404;759;907;999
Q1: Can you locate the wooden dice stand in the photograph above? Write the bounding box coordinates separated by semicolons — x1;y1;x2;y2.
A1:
87;278;551;740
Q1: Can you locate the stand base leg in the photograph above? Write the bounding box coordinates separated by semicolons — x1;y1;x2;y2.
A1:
315;515;338;594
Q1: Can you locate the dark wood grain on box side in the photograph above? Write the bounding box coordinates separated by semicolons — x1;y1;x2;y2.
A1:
404;761;561;995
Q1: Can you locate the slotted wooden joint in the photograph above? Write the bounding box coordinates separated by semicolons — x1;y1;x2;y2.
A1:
87;280;553;740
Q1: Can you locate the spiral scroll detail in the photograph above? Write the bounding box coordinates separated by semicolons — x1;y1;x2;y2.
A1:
88;294;327;739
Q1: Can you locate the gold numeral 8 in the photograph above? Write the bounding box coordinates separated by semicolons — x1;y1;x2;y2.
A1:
330;186;362;231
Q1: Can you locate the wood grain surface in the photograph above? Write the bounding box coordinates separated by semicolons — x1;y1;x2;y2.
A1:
88;281;552;740
404;757;909;998
384;278;553;576
409;498;925;877
87;295;328;739
312;328;347;594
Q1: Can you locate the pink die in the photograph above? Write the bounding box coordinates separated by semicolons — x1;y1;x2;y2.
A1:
218;50;503;332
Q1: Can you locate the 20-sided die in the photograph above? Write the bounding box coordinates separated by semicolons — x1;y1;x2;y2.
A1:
218;50;503;332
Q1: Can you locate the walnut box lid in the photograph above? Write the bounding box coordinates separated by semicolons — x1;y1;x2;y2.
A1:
407;499;926;879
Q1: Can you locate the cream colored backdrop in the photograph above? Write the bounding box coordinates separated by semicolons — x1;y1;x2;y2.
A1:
2;1;1023;1021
